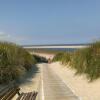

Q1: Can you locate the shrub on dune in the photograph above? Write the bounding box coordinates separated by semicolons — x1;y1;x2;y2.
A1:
0;42;36;83
53;52;65;62
85;41;100;81
73;42;100;81
53;52;71;65
61;52;71;65
71;48;92;74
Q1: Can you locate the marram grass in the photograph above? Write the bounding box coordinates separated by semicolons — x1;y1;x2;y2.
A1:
53;41;100;81
0;42;37;83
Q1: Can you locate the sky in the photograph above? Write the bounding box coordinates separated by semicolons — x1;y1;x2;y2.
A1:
0;0;100;45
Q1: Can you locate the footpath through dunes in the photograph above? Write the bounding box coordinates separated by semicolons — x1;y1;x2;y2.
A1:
50;62;100;100
9;62;100;100
38;63;79;100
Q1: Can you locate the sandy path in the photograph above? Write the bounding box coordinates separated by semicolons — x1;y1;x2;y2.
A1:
49;62;100;100
1;61;100;100
39;63;79;100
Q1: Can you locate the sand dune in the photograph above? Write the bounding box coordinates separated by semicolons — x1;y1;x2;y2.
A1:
3;57;99;100
50;62;100;100
11;61;100;100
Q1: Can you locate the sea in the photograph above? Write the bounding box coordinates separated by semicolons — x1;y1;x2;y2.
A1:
41;48;78;52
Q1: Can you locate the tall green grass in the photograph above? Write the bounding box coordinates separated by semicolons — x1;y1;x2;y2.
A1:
53;41;100;81
0;42;37;83
53;52;65;62
53;52;71;65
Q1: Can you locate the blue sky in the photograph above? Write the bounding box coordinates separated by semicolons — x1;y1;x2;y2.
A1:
0;0;100;45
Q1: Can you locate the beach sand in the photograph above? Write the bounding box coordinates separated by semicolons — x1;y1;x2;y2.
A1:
49;62;100;100
1;53;99;100
12;64;41;100
33;52;55;60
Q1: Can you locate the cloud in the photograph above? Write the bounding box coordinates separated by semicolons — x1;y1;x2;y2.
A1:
0;32;5;35
0;31;20;43
0;32;10;38
0;31;32;44
0;32;11;41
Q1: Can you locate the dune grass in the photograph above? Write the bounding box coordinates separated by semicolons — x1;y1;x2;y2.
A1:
53;52;71;65
53;41;100;81
0;42;38;84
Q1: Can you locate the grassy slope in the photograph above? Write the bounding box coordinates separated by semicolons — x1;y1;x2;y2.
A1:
53;41;100;81
0;42;38;84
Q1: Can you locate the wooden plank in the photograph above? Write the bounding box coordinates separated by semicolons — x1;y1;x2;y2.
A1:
0;83;18;99
0;81;15;93
0;84;37;100
16;93;24;100
25;92;32;100
16;91;38;100
0;85;15;98
6;88;20;100
1;88;15;100
28;92;35;100
1;87;19;100
32;92;38;100
0;88;11;99
21;93;27;100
